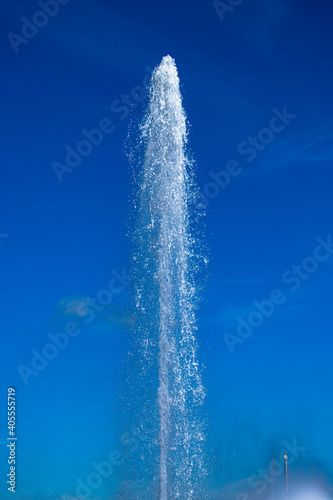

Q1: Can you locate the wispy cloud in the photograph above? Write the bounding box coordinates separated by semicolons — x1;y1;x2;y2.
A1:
59;296;91;317
240;0;291;46
35;2;157;77
253;333;280;351
259;130;333;172
57;295;132;328
217;277;266;285
210;302;256;327
283;131;333;163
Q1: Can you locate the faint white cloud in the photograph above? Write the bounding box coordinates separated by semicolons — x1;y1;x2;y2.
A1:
280;131;333;163
40;2;157;77
253;333;280;351
211;302;256;327
57;295;132;328
252;129;333;173
240;0;291;46
217;277;266;285
60;296;90;317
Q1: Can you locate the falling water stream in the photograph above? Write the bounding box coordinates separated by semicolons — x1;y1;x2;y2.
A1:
126;55;207;500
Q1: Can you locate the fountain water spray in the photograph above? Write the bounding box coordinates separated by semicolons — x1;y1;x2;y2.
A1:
125;55;207;499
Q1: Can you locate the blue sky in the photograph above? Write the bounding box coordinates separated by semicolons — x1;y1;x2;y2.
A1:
1;0;333;498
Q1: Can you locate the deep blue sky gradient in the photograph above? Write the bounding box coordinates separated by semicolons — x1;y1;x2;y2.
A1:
1;0;333;498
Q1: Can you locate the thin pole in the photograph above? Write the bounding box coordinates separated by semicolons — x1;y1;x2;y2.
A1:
284;451;288;497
